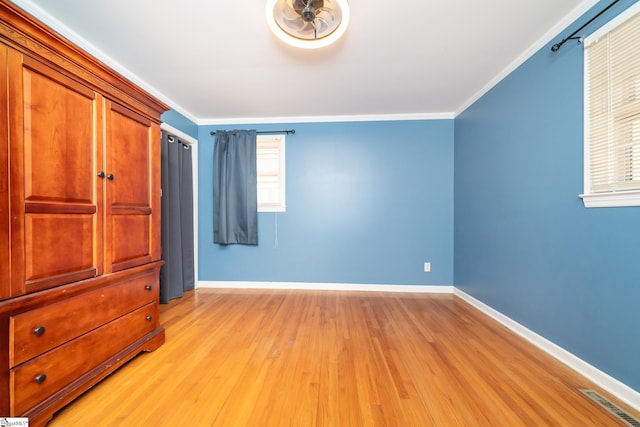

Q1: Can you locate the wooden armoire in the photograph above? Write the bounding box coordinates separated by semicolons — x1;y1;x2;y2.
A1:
0;1;168;425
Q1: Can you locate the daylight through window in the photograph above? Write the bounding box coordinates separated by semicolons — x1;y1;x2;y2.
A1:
582;2;640;207
257;134;286;212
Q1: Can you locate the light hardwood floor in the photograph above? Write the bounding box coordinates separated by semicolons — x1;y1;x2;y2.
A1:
48;289;639;426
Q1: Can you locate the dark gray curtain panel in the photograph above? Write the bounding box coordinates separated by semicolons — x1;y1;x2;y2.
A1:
213;130;258;245
160;130;195;303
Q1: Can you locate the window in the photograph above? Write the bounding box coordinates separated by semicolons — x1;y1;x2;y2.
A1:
582;2;640;207
257;134;286;212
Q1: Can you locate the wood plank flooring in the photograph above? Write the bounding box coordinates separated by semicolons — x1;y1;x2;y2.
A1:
48;289;639;426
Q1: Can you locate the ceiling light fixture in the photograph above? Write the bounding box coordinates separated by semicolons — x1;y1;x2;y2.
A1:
266;0;350;49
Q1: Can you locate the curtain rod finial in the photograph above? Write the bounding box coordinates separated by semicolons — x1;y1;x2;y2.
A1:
551;0;619;54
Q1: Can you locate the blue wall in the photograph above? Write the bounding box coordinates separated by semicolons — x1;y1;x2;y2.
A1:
162;109;198;138
198;120;454;286
161;0;639;395
455;0;640;392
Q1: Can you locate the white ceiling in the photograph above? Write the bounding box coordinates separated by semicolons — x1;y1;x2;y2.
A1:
14;0;597;124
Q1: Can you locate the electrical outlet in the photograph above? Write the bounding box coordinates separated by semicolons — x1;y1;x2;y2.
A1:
423;262;431;272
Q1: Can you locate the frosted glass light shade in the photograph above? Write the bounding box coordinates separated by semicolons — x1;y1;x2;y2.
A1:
266;0;350;49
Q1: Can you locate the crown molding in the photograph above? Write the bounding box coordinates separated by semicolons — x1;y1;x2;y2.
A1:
11;0;602;125
8;0;198;124
456;0;600;116
199;112;455;126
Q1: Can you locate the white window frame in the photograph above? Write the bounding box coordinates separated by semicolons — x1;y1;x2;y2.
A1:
580;2;640;207
257;134;286;212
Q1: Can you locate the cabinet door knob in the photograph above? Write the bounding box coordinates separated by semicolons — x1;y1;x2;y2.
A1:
97;171;106;178
35;374;47;384
146;315;153;321
34;326;46;336
145;284;153;291
107;173;114;180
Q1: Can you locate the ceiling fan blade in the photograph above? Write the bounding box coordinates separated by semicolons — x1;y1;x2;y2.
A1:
283;16;315;35
315;7;335;20
316;16;329;25
281;1;301;19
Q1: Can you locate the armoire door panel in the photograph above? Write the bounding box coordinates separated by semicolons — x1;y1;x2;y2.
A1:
24;213;96;292
21;57;96;204
0;43;10;300
104;100;156;272
107;103;151;207
9;50;102;294
110;214;151;272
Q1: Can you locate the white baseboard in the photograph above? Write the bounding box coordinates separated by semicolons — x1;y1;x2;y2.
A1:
195;280;639;412
453;288;640;413
197;281;453;293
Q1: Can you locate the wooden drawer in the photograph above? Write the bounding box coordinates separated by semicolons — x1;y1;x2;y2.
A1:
11;302;158;416
9;271;157;367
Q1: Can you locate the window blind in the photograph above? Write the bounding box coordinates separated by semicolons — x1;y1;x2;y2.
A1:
585;8;640;193
257;135;286;211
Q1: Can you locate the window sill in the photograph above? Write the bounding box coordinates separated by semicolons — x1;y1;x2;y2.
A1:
258;206;286;213
579;190;640;208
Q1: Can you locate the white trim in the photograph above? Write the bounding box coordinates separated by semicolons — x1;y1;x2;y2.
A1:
197;281;453;293
581;2;640;208
456;0;600;116
191;142;198;289
10;0;602;124
453;288;640;412
160;123;199;289
198;112;455;126
162;104;199;127
257;134;287;213
8;0;199;125
584;0;640;45
583;42;593;206
185;280;640;409
579;191;640;207
6;0;455;125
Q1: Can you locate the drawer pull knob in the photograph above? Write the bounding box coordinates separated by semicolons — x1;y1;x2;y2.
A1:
97;171;106;178
34;326;46;336
107;173;114;180
35;374;47;384
145;284;153;291
146;315;153;321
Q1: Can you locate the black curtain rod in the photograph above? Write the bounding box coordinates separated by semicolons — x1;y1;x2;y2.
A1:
551;0;620;52
209;129;296;136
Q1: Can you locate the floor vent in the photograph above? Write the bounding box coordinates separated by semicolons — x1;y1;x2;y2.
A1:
579;389;640;427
